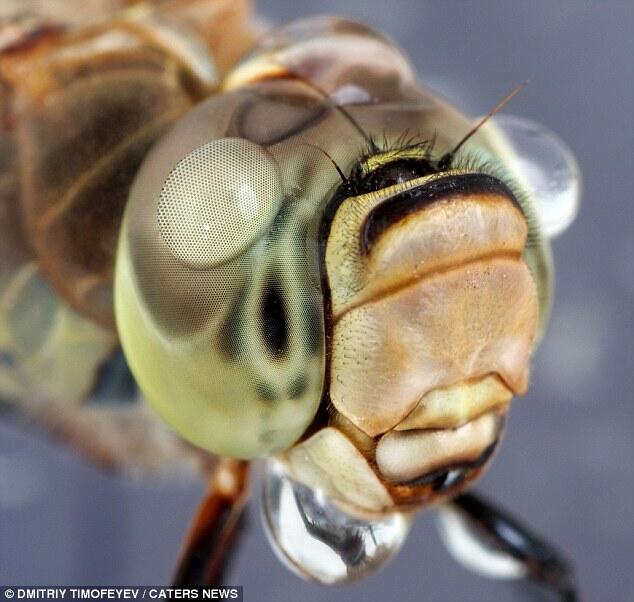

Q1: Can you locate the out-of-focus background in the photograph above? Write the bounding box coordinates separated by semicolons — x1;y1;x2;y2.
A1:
1;1;632;600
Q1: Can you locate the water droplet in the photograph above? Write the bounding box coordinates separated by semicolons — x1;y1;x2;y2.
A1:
491;114;581;238
261;459;411;584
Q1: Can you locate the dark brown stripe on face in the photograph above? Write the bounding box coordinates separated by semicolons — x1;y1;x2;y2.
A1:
386;437;502;508
396;440;498;489
361;173;523;254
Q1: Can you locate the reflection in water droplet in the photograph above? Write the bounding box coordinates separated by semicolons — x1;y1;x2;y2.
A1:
261;459;411;584
491;114;581;238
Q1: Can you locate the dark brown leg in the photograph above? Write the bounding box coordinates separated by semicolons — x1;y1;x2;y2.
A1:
437;491;578;601
172;458;250;586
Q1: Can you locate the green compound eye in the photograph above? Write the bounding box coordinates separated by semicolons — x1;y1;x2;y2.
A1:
114;93;329;460
158;137;283;269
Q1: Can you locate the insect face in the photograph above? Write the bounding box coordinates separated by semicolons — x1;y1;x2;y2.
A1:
298;151;539;512
115;16;550;514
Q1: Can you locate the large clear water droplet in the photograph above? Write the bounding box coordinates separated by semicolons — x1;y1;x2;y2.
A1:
491;114;581;238
261;459;411;584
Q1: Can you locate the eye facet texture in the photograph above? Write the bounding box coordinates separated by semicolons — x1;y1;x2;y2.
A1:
158;138;282;269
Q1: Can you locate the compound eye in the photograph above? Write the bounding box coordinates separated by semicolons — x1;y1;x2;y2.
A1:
158;137;283;269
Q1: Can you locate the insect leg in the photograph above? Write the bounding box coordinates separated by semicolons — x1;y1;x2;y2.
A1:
171;458;250;586
436;491;578;601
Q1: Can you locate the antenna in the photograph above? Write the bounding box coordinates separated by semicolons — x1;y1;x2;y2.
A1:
302;143;347;183
438;81;528;169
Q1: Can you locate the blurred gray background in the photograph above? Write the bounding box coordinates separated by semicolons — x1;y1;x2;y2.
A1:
1;1;632;600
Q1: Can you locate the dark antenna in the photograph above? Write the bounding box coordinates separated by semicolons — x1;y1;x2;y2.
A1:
438;81;528;169
277;65;379;152
302;143;348;183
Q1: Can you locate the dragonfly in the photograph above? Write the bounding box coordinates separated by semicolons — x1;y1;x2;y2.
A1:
0;1;582;599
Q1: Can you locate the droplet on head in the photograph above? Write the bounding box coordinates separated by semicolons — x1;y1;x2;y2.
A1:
490;114;581;238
